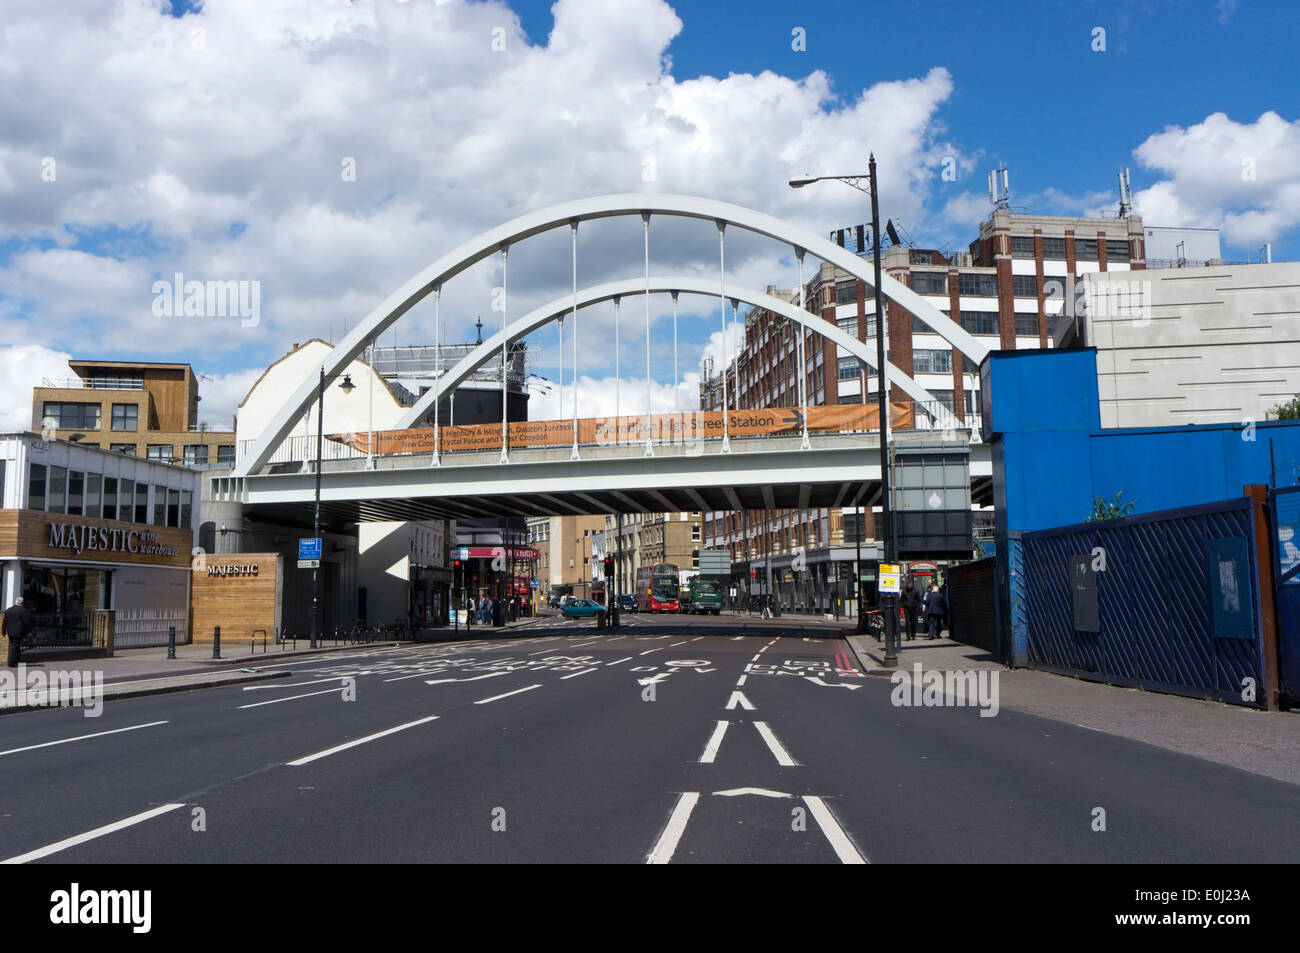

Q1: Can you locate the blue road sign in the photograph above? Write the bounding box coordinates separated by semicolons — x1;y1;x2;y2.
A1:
299;538;322;560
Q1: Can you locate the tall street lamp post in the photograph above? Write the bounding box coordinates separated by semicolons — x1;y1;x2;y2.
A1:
312;367;354;649
790;153;899;664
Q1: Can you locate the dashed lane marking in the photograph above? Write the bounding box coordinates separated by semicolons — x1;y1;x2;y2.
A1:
474;684;542;705
753;721;797;767
699;721;729;764
2;803;187;865
803;796;868;864
0;721;169;759
287;716;439;766
646;792;700;865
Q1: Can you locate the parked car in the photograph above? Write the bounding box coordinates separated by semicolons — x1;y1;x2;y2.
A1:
561;599;606;620
618;594;637;613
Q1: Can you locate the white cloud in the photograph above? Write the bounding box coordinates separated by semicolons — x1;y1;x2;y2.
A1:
0;346;73;432
1131;111;1300;247
0;0;968;382
528;371;700;421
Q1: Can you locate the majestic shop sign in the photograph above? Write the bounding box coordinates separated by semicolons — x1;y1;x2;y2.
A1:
206;563;260;577
330;404;917;456
48;523;179;558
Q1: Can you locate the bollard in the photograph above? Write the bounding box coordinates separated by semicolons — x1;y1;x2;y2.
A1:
167;624;176;660
212;625;221;660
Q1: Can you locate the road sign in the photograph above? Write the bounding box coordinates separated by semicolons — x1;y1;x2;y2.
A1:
297;559;320;569
878;563;901;594
299;538;322;561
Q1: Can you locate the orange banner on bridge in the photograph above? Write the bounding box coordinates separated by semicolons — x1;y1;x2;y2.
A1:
330;403;915;455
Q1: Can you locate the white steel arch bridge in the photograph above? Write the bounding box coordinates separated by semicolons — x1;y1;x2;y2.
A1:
217;194;991;524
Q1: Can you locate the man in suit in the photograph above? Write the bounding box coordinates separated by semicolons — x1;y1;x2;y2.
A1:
901;580;924;641
923;584;947;640
3;596;32;667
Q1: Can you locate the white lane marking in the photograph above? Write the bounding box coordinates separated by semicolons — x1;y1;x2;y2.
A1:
713;787;789;798
3;803;186;864
383;669;448;683
803;796;868;864
669;641;688;647
750;654;761;662
238;686;344;709
804;676;861;690
646;792;700;864
699;721;729;764
424;671;510;686
242;676;350;691
735;674;747;687
606;656;633;666
288;716;439;766
639;649;661;655
731;635;744;641
0;721;169;759
725;691;755;711
474;684;542;705
691;636;705;641
753;721;797;766
559;667;598;680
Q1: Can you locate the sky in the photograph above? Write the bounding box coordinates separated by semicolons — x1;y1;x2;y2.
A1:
2;0;1298;430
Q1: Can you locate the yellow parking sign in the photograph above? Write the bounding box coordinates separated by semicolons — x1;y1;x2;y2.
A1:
878;563;902;594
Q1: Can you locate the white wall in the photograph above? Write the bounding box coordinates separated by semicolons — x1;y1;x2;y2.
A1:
1085;262;1300;428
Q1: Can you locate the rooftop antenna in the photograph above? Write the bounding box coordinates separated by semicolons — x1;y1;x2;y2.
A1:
988;165;1011;209
1260;243;1273;264
475;316;483;345
1117;168;1133;218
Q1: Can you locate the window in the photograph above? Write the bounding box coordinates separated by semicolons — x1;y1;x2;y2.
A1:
147;444;173;462
1015;314;1041;336
111;403;138;431
913;349;953;374
67;471;84;516
692;524;701;541
184;445;209;465
1010;235;1036;258
102;477;117;521
28;463;46;511
958;273;998;296
910;271;947;295
838;357;862;380
959;311;999;335
153;487;165;526
1106;239;1130;261
1042;237;1067;259
835;281;858;304
1012;274;1039;297
48;466;67;513
167;488;180;528
111;443;136;456
1076;238;1099;260
42;402;101;430
134;483;148;523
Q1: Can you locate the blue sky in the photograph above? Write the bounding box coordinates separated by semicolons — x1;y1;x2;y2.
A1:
1;0;1297;427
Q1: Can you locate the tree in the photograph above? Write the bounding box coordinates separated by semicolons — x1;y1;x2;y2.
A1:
1271;397;1300;421
1085;490;1136;522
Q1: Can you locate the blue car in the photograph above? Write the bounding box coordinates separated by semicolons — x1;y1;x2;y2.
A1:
561;599;606;620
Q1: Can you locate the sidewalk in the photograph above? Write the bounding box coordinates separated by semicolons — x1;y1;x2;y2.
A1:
843;631;1300;788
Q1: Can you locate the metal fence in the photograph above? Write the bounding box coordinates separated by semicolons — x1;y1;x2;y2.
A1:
27;612;97;648
946;557;998;656
1019;497;1263;706
1268;485;1300;703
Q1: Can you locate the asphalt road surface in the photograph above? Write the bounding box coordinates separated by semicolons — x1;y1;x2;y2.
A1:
2;612;1297;863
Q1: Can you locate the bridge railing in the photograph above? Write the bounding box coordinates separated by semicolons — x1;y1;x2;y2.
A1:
235;401;982;467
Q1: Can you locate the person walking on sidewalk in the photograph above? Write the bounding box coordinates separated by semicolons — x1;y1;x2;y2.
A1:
923;583;947;640
901;580;923;641
3;596;31;667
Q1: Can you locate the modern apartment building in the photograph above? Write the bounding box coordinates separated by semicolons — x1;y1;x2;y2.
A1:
33;360;236;467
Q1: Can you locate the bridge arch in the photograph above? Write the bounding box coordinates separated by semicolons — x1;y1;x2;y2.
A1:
235;193;987;476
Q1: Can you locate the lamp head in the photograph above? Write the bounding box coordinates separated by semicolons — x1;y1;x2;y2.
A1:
788;176;819;189
339;374;356;394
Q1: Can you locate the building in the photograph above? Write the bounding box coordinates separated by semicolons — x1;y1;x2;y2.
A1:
358;520;451;627
602;512;704;598
0;434;198;653
33;360;236;466
528;515;606;601
1065;261;1300;428
700;201;1149;607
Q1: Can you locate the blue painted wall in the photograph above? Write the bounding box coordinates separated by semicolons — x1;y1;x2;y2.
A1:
985;348;1300;535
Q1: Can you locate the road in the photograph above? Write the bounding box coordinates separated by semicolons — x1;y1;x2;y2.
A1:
2;612;1298;863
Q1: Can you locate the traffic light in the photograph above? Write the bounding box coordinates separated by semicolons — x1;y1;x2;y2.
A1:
603;555;614;577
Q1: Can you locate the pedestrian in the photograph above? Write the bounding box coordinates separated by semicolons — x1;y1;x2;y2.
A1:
923;583;947;640
3;596;31;667
901;580;923;641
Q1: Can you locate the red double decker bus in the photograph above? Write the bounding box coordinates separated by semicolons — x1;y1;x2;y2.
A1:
635;562;680;612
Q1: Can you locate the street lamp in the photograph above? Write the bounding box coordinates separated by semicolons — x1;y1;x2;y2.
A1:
312;366;356;649
789;154;899;664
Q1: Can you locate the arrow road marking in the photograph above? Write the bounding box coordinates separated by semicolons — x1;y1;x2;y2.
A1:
713;787;791;798
804;676;861;690
725;691;755;710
